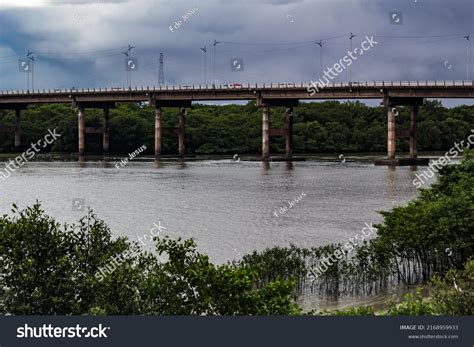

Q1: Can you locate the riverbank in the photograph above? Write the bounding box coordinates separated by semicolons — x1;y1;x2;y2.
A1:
0;151;458;163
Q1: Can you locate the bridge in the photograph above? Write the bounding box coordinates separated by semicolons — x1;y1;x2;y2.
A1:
1;80;473;164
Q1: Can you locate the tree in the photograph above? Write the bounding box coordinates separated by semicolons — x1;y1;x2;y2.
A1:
0;204;300;315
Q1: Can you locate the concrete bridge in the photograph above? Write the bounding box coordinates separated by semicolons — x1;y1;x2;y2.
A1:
1;80;473;163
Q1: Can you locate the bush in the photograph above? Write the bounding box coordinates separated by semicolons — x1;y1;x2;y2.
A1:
386;288;435;316
430;258;474;315
0;204;300;315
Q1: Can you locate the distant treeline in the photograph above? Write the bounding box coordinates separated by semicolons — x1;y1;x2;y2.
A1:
0;100;473;155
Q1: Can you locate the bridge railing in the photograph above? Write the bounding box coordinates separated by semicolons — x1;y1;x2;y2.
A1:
0;80;473;95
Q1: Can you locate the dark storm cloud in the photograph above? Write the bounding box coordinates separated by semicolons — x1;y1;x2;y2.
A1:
0;0;472;106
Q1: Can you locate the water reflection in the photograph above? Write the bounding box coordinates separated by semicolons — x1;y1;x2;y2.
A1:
176;160;187;170
101;161;115;169
78;156;86;167
262;161;271;173
1;160;424;265
154;159;163;169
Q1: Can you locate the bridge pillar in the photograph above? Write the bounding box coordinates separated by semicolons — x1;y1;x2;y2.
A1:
262;106;270;159
376;97;426;166
14;109;21;151
77;105;85;156
155;106;162;159
103;108;110;154
285;107;293;158
178;108;185;158
387;107;396;159
410;105;418;159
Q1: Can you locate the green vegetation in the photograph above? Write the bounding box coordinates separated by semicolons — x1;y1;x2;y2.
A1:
0;205;300;315
239;151;473;297
429;259;474;315
313;305;376;316
0;153;472;316
308;257;473;316
0;100;472;154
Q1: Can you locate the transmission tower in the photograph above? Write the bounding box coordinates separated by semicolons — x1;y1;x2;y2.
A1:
159;53;164;86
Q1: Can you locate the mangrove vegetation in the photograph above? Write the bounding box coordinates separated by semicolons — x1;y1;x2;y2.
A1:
0;152;472;315
0;100;473;155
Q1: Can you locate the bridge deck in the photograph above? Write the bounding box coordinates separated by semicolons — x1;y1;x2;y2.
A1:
0;81;473;105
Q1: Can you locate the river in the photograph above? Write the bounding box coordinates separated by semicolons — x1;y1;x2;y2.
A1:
0;155;438;310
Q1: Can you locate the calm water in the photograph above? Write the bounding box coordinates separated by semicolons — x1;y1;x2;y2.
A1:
0;158;432;263
0;158;436;309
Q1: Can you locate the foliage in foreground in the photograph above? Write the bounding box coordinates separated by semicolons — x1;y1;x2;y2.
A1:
311;258;474;316
1;201;471;316
386;261;474;316
0;205;299;315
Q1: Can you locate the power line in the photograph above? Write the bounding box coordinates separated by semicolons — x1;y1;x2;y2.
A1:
1;32;470;64
220;33;349;46
34;47;125;56
39;52;122;61
218;33;472;46
0;53;18;59
218;43;315;54
355;33;472;39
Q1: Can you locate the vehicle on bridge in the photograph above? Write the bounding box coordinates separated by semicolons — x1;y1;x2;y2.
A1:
222;83;243;88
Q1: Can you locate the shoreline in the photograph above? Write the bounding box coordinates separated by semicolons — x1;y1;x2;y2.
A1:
0;151;458;163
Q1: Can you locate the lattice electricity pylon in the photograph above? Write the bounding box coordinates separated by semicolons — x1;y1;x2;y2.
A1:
159;53;165;87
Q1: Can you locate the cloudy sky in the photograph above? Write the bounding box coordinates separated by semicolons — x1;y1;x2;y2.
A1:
0;0;473;105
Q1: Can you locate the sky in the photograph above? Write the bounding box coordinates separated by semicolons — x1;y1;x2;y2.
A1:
0;0;473;106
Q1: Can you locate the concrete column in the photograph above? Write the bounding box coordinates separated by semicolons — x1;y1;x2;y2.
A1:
262;106;270;159
14;109;21;150
178;108;185;158
285;107;293;158
155;106;162;158
103;108;110;154
387;107;396;159
410;105;418;159
77;105;85;156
